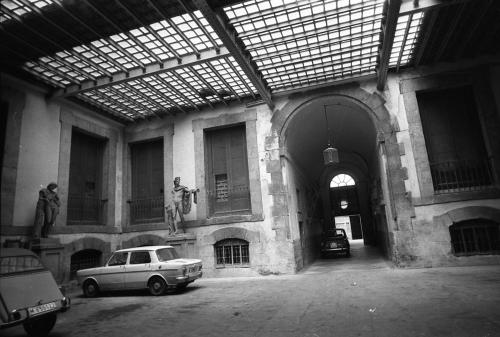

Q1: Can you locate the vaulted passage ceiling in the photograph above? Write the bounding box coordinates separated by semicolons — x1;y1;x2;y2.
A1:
1;0;498;123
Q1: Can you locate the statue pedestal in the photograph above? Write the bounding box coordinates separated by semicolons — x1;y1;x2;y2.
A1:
165;233;197;259
30;238;65;284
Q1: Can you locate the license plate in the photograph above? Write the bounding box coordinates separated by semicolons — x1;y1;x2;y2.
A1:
330;243;337;248
28;302;57;316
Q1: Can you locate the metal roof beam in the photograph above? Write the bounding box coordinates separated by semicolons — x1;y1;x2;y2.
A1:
114;0;183;61
413;7;439;66
149;76;198;112
433;3;465;62
137;78;189;114
175;0;220;51
376;0;401;91
52;47;230;98
143;0;201;56
396;13;413;71
170;71;215;109
400;0;473;15
191;0;274;109
187;65;228;105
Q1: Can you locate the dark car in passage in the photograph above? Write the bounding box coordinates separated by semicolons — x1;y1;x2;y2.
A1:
321;228;350;257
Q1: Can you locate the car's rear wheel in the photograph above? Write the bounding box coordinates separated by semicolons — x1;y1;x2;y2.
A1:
83;279;100;298
23;313;57;337
148;277;167;296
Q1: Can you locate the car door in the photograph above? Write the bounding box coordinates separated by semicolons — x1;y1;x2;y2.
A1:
124;251;152;289
98;252;128;291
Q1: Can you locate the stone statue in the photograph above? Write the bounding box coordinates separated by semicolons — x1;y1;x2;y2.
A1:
166;177;198;235
33;182;60;239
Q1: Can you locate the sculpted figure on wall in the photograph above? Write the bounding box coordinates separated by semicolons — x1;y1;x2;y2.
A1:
33;182;60;238
165;177;198;235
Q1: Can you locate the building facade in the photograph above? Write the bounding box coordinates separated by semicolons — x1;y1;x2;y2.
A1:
2;59;500;282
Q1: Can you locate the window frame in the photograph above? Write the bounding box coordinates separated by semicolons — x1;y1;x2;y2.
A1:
214;238;250;268
205;124;251;217
107;252;129;266
129;251;152;264
193;110;264;224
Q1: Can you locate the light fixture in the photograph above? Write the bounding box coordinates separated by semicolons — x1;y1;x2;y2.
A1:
323;105;339;165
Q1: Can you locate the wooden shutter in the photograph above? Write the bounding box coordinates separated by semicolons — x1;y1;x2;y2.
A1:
207;125;250;216
68;129;104;224
130;139;164;223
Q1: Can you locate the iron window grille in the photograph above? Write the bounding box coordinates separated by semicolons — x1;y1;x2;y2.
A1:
450;220;500;256
70;249;102;279
215;239;250;268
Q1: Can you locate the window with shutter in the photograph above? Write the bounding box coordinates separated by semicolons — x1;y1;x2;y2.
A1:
206;125;251;216
417;86;492;192
68;128;105;225
130;138;164;224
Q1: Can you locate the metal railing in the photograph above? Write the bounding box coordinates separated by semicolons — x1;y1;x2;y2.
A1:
129;196;165;224
67;195;106;225
430;159;493;194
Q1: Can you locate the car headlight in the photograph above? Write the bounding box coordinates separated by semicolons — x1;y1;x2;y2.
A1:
9;310;22;321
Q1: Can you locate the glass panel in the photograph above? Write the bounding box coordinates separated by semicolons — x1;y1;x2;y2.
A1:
107;252;128;266
0;256;44;274
224;0;384;91
156;248;180;262
130;251;152;264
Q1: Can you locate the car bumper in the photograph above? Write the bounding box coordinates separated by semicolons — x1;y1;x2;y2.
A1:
0;297;70;330
321;247;349;253
175;271;203;283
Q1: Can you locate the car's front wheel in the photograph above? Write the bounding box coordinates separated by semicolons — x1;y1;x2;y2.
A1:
23;313;57;337
148;277;167;296
83;279;100;298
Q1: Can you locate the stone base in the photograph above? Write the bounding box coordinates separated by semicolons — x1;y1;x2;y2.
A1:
30;237;65;284
165;233;196;259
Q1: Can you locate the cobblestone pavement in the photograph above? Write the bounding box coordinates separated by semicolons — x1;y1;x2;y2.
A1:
3;248;500;337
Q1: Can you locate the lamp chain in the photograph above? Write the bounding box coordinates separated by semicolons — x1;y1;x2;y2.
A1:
324;105;332;146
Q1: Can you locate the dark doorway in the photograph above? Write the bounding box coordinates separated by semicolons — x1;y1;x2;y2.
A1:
330;174;363;240
130;138;164;224
68;128;105;225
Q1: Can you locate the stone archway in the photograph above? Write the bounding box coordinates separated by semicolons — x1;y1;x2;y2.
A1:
122;234;165;249
204;227;261;245
266;83;413;265
64;237;110;283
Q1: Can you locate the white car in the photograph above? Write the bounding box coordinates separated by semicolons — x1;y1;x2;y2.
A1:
76;245;202;297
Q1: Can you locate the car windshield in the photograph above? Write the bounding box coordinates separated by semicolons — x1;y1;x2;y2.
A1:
0;255;44;274
326;229;345;238
156;248;180;262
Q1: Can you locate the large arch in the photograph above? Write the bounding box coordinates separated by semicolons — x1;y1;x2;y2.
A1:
204;227;261;245
266;83;413;266
122;234;165;249
63;237;111;283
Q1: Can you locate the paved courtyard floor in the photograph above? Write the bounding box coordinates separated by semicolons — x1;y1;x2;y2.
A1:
3;244;500;337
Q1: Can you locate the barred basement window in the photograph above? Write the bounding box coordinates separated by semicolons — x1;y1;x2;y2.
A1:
215;239;249;268
70;249;102;279
450;220;500;256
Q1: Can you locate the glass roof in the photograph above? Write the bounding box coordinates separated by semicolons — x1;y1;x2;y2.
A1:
225;0;385;91
389;11;424;68
2;0;426;121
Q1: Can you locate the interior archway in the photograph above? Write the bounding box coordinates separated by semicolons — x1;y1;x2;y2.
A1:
279;93;390;267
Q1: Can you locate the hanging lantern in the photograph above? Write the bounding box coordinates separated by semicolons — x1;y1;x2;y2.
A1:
323;105;340;165
323;146;339;165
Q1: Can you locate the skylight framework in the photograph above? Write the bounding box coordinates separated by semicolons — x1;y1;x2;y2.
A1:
1;0;434;121
4;2;259;120
225;0;385;92
389;11;424;70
